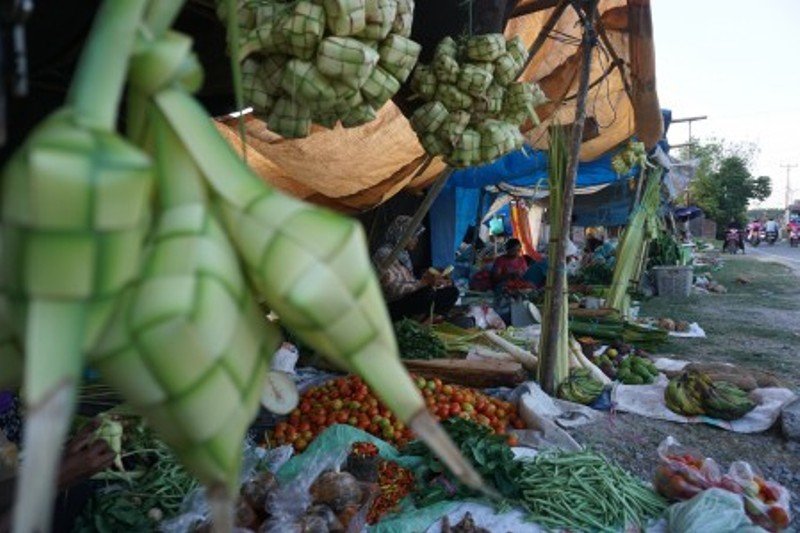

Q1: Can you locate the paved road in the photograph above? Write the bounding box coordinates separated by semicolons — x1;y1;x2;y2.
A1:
747;240;800;268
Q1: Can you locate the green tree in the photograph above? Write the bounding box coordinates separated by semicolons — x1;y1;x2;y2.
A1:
680;140;771;234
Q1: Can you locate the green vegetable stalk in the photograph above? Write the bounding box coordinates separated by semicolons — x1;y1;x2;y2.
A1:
607;167;663;313
538;126;570;390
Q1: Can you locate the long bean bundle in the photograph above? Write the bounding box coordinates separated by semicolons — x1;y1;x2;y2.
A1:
516;450;666;532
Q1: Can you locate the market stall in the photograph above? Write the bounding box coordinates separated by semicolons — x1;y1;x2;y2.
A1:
0;0;797;532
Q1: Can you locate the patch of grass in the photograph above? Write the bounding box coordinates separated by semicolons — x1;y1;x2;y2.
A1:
640;256;800;388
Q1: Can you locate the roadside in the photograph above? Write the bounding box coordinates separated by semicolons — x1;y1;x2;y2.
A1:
569;254;800;519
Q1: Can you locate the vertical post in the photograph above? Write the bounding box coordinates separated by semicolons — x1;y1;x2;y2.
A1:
540;0;596;395
781;163;797;226
378;169;453;271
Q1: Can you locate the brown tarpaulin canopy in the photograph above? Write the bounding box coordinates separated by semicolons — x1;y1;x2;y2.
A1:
215;0;660;213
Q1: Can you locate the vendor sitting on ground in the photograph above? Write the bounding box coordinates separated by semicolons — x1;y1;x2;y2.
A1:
491;238;529;288
373;215;459;321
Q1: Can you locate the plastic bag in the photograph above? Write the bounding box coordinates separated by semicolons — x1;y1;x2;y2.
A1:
654;436;722;500
665;488;763;533
654;437;793;532
467;304;506;330
727;461;792;532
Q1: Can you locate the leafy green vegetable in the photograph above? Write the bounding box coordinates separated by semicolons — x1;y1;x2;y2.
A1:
73;422;199;532
404;418;521;506
394;319;447;360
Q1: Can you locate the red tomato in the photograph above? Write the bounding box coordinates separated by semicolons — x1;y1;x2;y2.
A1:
449;402;462;415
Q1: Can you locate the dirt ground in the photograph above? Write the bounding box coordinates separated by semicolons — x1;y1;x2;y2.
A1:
567;254;800;520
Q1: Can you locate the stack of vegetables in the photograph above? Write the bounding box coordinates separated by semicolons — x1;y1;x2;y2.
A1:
569;315;669;349
0;0;482;529
394;318;446;360
269;374;525;450
220;0;422;137
557;368;605;405
408;34;547;167
665;370;756;420
606;166;663;313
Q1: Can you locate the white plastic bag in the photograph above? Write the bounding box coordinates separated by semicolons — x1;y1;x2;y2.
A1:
665;488;764;533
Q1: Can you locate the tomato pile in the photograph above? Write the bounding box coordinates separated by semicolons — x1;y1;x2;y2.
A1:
367;460;415;524
269;374;525;451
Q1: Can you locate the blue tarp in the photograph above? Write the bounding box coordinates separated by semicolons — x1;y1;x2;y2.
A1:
430;147;635;266
429;109;675;267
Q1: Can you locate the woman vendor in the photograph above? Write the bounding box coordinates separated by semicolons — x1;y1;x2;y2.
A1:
373;215;459;321
491;238;528;287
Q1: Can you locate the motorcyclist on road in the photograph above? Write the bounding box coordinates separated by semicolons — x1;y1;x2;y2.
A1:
747;219;761;241
765;218;780;234
726;218;745;253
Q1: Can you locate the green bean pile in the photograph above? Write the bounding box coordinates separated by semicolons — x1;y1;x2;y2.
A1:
516;451;666;532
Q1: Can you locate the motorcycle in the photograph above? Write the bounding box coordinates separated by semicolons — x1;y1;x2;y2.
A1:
724;229;742;254
747;229;761;247
765;230;778;246
790;227;800;248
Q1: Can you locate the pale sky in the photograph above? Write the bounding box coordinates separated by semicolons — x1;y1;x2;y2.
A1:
651;0;800;208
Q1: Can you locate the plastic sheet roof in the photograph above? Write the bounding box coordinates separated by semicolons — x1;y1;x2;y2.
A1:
216;0;660;212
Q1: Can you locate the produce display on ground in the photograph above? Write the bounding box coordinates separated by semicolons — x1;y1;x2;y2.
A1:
222;0;422;136
268;375;524;450
395;319;447;360
665;370;756;421
582;340;660;384
408;34;547;167
403;418;667;531
557;368;605;405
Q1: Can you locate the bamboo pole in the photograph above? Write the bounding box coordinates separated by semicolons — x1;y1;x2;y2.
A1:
539;0;596;395
379;168;453;271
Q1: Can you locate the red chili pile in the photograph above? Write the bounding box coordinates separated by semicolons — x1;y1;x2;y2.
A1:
367;460;415;524
269;374;524;451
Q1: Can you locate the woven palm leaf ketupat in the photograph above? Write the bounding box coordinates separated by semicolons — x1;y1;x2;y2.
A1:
153;87;486;496
0;1;154;531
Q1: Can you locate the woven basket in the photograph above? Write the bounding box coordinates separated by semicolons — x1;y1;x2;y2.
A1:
653;266;692;298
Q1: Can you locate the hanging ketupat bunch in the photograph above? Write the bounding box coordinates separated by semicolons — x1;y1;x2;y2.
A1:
0;1;484;531
409;33;547;167
611;139;648;175
220;0;421;137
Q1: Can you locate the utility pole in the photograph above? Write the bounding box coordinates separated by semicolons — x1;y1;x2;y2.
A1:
670;115;708;158
781;163;797;224
670;115;708;206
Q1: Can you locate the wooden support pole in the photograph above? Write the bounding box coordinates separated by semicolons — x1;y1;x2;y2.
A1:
516;0;571;77
379;168;453;271
594;11;633;101
540;0;596;395
511;0;562;18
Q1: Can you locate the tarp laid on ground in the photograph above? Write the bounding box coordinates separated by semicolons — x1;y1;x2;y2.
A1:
215;0;661;213
612;374;796;433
